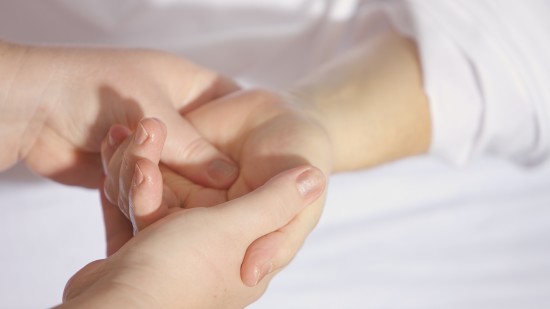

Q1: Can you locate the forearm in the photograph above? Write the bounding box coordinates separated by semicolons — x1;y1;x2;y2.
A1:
0;40;57;171
291;30;431;172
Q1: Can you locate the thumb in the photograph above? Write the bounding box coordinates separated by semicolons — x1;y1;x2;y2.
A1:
219;165;326;248
160;111;238;189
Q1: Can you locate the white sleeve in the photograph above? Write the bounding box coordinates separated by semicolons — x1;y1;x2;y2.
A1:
383;0;550;166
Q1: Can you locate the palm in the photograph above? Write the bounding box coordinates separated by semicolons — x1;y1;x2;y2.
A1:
102;89;331;285
160;90;331;212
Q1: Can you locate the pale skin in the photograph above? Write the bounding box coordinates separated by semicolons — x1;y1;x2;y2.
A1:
0;39;311;307
103;28;431;298
59;166;326;309
0;40;240;188
1;28;431;307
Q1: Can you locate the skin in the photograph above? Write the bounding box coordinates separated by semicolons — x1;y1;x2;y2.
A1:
1;28;431;307
0;39;325;307
293;29;431;171
0;40;239;188
103;29;432;294
59;166;326;309
102;92;333;287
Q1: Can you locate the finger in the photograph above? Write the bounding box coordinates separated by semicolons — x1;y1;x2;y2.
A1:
103;136;132;207
118;118;166;214
240;196;324;287
218;165;326;250
160;110;239;190
129;159;169;232
100;124;132;175
104;118;166;217
100;177;133;256
150;61;239;189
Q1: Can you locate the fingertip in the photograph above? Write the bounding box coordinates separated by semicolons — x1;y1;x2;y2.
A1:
242;261;273;287
150;117;167;136
134;118;167;149
295;166;326;203
263;165;326;213
101;124;131;174
109;124;132;148
241;234;281;287
160;112;238;189
235;167;327;288
206;158;239;188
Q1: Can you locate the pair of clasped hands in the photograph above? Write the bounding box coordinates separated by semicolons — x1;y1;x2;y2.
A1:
2;44;331;308
4;31;429;308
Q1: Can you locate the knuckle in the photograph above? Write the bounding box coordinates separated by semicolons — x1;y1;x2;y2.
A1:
178;137;212;162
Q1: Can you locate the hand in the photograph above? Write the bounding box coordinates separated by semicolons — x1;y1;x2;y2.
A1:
103;88;333;286
0;41;238;188
61;165;326;309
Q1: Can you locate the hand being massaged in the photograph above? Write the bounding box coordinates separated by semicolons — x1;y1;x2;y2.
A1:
101;89;333;287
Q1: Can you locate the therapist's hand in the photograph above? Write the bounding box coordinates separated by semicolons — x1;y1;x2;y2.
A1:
61;165;326;309
0;40;238;188
104;89;333;286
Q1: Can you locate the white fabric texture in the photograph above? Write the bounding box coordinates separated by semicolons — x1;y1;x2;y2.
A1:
0;0;549;308
385;0;550;165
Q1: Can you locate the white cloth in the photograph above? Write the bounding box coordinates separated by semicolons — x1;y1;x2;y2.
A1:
0;0;549;308
385;0;550;166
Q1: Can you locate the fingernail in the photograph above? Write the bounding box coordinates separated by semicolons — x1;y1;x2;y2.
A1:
133;163;144;187
296;167;325;200
253;262;273;286
134;122;149;145
207;159;238;183
109;126;127;147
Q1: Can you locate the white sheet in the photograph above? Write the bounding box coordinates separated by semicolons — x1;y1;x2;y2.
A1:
252;158;550;309
1;157;550;308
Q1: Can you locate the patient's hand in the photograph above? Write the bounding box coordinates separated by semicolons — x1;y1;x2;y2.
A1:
103;89;332;286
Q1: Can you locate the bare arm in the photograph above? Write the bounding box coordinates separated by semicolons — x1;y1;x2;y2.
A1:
0;41;53;171
292;30;431;172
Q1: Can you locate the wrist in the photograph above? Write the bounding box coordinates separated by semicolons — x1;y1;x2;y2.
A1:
290;31;431;172
282;90;336;174
287;88;349;173
0;41;59;170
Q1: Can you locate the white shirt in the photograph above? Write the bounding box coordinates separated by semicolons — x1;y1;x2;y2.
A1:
385;0;550;166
